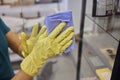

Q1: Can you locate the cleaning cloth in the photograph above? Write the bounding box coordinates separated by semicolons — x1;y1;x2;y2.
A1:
45;11;75;53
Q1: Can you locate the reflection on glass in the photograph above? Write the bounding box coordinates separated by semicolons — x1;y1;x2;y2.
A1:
86;14;120;41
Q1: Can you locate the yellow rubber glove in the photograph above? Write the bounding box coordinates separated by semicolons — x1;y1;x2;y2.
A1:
21;22;74;76
21;23;47;57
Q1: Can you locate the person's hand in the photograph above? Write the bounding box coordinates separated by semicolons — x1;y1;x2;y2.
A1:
20;22;74;76
20;23;47;57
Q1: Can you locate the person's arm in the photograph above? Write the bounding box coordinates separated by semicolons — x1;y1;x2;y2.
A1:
6;30;23;57
11;70;32;80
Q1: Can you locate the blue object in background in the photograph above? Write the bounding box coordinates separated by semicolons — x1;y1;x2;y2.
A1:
45;11;75;53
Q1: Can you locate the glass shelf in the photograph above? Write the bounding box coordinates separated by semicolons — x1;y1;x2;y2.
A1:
80;16;119;79
85;14;120;42
83;25;118;68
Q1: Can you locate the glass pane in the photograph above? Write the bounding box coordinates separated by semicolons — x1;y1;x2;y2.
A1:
0;0;76;80
79;0;120;79
20;0;76;80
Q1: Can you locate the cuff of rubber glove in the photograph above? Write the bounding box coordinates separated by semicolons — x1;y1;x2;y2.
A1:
20;55;40;77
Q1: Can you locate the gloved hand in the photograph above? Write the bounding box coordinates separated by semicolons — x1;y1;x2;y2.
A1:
21;22;74;76
20;23;47;57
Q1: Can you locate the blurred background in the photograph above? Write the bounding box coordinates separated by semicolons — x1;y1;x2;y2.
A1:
0;0;120;80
